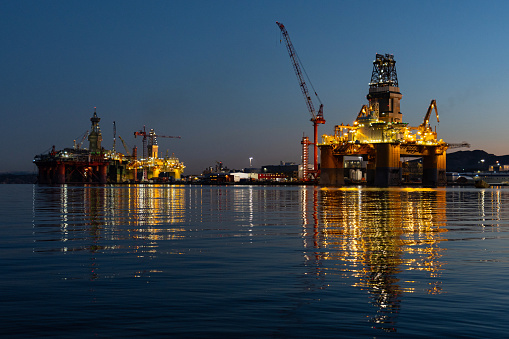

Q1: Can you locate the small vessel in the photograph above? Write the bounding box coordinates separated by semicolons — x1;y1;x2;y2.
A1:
475;180;490;188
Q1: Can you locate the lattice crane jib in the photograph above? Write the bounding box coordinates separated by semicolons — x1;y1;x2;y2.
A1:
276;21;325;180
276;21;319;120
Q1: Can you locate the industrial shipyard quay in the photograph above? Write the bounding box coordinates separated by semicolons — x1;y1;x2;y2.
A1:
33;54;463;187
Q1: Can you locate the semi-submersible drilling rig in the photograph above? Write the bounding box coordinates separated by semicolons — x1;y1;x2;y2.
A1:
319;53;458;187
34;110;185;184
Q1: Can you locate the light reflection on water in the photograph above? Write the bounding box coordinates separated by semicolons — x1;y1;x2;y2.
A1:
305;187;448;331
24;185;509;337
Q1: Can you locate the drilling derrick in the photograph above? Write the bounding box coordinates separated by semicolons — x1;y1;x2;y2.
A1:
88;108;103;154
367;54;403;123
147;129;159;159
276;21;325;181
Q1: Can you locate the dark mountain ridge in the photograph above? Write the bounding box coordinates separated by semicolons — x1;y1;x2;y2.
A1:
447;150;509;172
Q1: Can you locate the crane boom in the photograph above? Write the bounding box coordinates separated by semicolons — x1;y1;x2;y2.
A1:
422;99;439;127
447;142;470;149
73;130;89;150
276;21;325;181
276;21;323;121
154;135;182;139
134;127;181;140
118;135;131;157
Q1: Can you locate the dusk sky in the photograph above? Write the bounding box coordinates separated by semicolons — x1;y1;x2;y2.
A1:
3;1;509;174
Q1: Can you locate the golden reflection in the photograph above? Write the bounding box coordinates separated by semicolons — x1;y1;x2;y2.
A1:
81;185;187;252
34;185;187;256
303;187;448;331
478;189;503;230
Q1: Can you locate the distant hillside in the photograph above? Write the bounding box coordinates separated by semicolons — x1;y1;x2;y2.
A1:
447;150;509;172
0;173;37;184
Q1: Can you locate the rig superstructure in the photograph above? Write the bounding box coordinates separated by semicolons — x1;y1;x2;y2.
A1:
34;110;184;184
319;53;461;187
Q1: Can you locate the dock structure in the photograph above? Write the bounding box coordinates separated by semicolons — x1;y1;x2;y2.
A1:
319;54;448;187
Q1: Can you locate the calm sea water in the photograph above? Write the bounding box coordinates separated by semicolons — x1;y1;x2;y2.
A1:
2;184;509;338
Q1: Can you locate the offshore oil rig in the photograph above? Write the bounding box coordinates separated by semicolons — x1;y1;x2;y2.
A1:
319;53;452;187
276;22;459;187
34;110;184;184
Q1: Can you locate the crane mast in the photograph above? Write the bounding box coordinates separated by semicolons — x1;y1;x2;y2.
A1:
134;126;181;159
276;21;324;180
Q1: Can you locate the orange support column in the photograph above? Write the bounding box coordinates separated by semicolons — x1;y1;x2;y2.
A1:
374;143;401;187
99;165;107;184
423;148;447;187
422;147;437;187
366;155;376;186
437;152;447;186
37;166;50;184
56;163;66;184
319;145;344;186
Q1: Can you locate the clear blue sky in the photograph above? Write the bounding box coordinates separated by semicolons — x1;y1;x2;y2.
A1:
2;1;508;174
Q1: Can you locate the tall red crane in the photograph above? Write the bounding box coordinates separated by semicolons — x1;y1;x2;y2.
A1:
276;21;325;181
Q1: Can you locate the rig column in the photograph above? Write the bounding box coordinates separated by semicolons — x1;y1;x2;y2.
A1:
319;145;344;185
374;143;401;187
437;152;447;186
37;166;50;184
366;155;376;186
56;163;66;184
99;165;107;184
423;147;447;187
